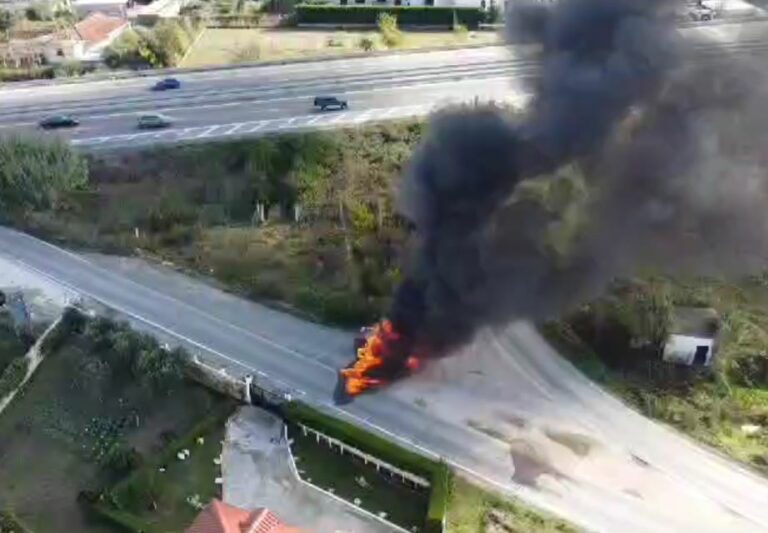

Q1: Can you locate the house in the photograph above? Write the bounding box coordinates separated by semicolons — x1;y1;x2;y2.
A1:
44;11;130;63
72;0;129;17
663;307;720;367
185;499;304;533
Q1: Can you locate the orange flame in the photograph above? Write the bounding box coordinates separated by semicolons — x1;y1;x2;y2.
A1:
341;320;416;396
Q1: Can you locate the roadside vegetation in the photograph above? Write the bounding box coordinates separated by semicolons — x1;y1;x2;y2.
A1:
0;313;29;375
545;275;768;474
0;310;234;533
180;25;498;68
287;424;430;530
5;103;768;478
446;477;580;533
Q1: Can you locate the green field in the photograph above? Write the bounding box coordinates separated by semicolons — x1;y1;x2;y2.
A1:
0;329;231;533
181;28;499;67
446;477;580;533
103;409;232;532
288;424;429;530
0;316;27;375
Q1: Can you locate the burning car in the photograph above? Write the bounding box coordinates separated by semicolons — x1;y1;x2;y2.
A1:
333;321;422;405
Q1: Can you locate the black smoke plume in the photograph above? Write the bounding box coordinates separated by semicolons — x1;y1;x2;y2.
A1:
386;0;768;364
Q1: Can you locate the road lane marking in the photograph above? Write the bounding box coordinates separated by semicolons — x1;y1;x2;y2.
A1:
222;123;243;135
195;125;219;138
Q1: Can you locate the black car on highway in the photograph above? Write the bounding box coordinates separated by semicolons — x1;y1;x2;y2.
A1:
38;115;79;129
152;78;181;91
313;96;348;111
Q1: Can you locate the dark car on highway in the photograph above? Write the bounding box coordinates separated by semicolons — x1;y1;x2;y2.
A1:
152;78;181;91
313;96;348;111
38;115;79;129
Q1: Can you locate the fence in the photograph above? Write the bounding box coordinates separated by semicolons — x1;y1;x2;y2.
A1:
297;422;431;489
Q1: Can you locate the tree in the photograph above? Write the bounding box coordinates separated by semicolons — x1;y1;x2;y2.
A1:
0;9;15;41
148;20;192;67
606;280;673;353
0;136;88;212
377;13;403;48
358;36;375;52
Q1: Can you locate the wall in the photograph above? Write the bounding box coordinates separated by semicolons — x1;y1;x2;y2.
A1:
663;334;715;366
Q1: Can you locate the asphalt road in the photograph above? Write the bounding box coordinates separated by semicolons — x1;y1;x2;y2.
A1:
0;19;766;150
3;227;768;533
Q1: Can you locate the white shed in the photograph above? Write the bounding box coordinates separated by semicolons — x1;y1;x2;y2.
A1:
663;307;719;367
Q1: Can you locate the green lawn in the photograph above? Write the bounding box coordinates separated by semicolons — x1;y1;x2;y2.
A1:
0;339;230;533
446;477;580;533
181;28;500;67
288;424;430;531
106;415;230;532
0;315;28;375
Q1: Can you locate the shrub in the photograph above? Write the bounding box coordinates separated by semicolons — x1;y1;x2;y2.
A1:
0;66;55;82
0;357;29;398
425;463;451;533
282;401;451;531
377;12;403;48
0;136;89;212
295;5;485;29
0;510;30;533
358;36;375;52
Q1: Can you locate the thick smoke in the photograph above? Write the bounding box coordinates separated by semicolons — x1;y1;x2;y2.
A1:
389;0;768;359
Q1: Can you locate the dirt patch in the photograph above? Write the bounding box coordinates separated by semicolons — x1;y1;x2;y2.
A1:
508;439;563;487
544;430;595;457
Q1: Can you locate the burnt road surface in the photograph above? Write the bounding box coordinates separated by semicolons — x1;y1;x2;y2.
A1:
0;19;766;150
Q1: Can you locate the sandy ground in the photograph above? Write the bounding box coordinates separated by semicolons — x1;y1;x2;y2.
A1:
222;406;394;533
0;255;73;325
181;28;501;68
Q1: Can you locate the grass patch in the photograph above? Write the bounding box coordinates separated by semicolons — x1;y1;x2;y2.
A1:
0;333;231;533
100;405;233;532
547;276;768;475
288;424;429;530
181;28;499;67
15;124;428;326
446;477;580;533
0;315;28;375
282;401;450;531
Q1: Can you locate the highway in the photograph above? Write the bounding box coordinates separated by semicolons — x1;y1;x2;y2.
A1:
2;17;768;533
0;19;766;150
4;223;768;533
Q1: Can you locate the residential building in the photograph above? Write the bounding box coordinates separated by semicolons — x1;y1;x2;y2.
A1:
0;11;130;65
46;11;130;62
185;499;303;533
663;307;720;367
71;0;129;17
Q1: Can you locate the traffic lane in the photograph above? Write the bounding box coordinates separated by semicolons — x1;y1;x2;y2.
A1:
0;46;513;107
1;17;764;105
0;60;524;125
62;78;527;148
0;227;340;399
5;32;767;126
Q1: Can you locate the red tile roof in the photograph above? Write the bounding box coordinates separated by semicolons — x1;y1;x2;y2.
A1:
72;12;127;44
185;500;303;533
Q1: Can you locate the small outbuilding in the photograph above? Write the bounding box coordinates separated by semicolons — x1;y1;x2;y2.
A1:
663;307;720;367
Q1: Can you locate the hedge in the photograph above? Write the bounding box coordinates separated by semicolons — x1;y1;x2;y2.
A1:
281;400;449;532
93;401;236;533
0;357;29;399
0;510;32;533
39;306;85;356
295;5;485;29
